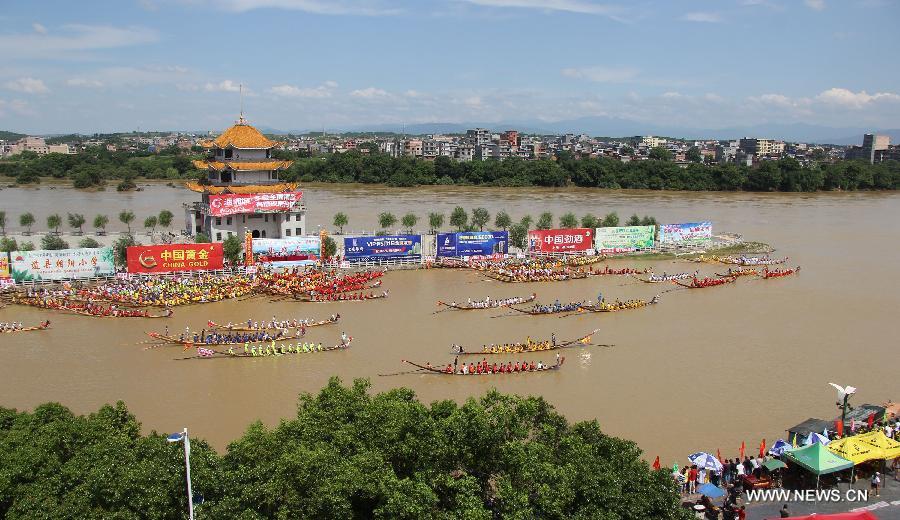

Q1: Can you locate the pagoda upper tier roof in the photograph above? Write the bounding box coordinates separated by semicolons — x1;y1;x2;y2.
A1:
192;159;293;171
185;182;299;194
201;122;279;149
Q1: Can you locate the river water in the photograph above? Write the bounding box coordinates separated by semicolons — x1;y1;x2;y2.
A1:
1;182;898;464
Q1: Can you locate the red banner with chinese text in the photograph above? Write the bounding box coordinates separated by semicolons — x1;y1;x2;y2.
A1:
527;229;593;253
126;244;224;273
208;192;302;216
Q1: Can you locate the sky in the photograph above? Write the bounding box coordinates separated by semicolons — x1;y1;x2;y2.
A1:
0;0;898;134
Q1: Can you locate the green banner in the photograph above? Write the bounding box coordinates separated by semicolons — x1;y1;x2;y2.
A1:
595;226;655;253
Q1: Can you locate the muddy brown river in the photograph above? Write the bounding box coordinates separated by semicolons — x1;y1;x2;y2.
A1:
1;182;898;465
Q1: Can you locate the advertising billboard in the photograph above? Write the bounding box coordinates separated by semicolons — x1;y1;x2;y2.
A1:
207;192;302;217
436;231;508;258
528;228;593;253
595;226;655;253
251;236;320;266
0;252;9;279
344;235;421;262
126;243;224;273
10;247;115;282
658;221;713;243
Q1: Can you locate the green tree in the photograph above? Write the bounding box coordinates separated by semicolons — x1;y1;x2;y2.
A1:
322;235;337;259
649;147;672;161
601;212;620;227
581;214;599;229
559;212;578;228
686;146;702;163
400;213;418;233
0;210;5;235
428;212;444;235
112;235;137;266
93;214;109;235
18;241;35;251
640;215;657;226
536;212;553;230
494;211;512;231
67;213;86;235
471;207;490;231
19;213;35;235
509;223;528;250
378;212;397;231
627;214;641;226
0;236;17;252
222;234;243;264
620;145;634;156
520;215;533;229
118;210;135;234
78;237;101;248
449;206;468;231
333;212;348;234
143;216;158;234
157;209;174;230
46;213;62;235
41;234;69;250
195;233;211;243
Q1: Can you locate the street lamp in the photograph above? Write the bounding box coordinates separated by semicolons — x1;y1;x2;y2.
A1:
166;428;194;520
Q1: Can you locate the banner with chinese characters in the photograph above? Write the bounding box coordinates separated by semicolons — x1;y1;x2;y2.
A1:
527;229;593;253
126;243;224;273
10;247;115;282
251;236;320;266
436;231;508;258
344;235;422;262
207;192;302;216
658;221;713;243
594;226;655;253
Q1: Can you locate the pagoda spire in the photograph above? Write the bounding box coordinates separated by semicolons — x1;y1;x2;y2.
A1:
238;83;245;124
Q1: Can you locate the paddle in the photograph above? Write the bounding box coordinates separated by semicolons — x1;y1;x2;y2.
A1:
377;368;427;377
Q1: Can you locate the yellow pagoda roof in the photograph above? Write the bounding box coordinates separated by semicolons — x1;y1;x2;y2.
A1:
193;160;293;172
184;182;299;194
202;123;279;149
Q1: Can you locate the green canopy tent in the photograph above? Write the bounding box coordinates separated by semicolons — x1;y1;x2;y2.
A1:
784;442;853;489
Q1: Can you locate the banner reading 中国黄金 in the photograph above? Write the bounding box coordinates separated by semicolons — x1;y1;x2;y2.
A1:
126;243;224;273
527;229;593;253
595;226;655;253
658;222;712;243
10;247;115;282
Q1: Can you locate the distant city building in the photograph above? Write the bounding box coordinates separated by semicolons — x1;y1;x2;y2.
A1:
642;135;666;148
738;138;785;157
845;133;890;164
466;128;491;146
501;130;519;147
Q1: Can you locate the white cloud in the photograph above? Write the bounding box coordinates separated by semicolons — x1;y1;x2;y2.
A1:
561;65;638;83
741;0;783;10
205;80;242;92
4;77;49;94
816;87;900;108
32;23;47;34
0;98;32;117
323;80;338;88
680;11;722;22
66;78;104;88
661;91;683;98
459;0;623;18
804;0;825;10
463;96;482;107
211;0;401;15
0;24;159;60
350;87;388;98
269;83;334;98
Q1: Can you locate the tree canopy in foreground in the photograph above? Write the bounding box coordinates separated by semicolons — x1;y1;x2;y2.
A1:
0;378;689;519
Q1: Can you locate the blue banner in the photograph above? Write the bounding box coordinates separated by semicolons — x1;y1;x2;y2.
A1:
344;235;422;262
436;231;508;257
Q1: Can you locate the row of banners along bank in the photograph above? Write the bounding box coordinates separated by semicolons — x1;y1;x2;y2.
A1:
0;221;713;283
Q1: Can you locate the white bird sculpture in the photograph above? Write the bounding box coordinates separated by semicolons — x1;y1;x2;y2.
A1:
829;383;857;402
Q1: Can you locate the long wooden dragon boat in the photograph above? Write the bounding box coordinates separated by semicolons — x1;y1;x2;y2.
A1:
576;297;660;313
206;315;340;331
634;272;693;283
0;321;51;333
296;291;389;303
674;277;737;289
450;329;600;355
506;301;585;315
14;297;172;318
402;357;565;375
145;330;291;348
758;267;800;279
438;293;536;311
716;268;757;278
588;266;649;276
176;339;353;360
736;256;789;266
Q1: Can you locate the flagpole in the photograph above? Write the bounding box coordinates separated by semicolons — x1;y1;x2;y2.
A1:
184;428;195;520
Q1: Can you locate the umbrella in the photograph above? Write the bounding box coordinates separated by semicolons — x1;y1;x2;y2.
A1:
763;458;787;471
804;432;830;446
688;452;724;472
769;439;793;456
697;483;725;498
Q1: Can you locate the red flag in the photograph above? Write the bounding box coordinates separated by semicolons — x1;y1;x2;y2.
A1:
717;449;723;463
739;441;745;460
759;439;766;457
836;418;844;438
868;413;875;428
652;456;661;471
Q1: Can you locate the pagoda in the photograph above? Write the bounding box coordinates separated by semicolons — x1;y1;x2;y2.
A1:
184;115;306;242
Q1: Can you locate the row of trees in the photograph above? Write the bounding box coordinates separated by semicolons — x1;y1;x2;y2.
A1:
2;146;898;191
0;378;689;519
0;210;174;239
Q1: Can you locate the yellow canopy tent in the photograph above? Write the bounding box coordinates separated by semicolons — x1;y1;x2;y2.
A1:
827;435;885;465
855;431;900;460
